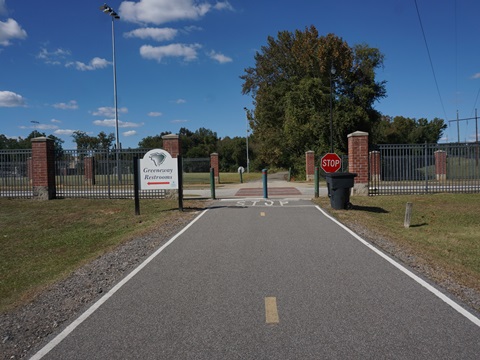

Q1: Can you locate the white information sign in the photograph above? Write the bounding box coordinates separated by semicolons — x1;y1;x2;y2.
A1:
139;149;178;190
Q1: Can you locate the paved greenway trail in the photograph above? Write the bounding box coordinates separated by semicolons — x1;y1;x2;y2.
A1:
32;199;480;359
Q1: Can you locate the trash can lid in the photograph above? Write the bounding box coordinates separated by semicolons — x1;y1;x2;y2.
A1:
325;172;357;178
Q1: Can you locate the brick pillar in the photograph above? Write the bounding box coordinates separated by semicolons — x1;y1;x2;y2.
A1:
210;153;219;184
369;151;381;184
162;134;181;158
31;137;56;200
305;150;315;181
435;150;447;182
348;131;369;195
84;156;96;185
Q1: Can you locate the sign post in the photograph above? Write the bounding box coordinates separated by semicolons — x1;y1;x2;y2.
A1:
138;149;182;211
321;153;342;173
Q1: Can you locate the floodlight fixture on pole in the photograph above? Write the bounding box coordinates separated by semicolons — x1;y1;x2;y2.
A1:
100;3;121;181
329;65;336;154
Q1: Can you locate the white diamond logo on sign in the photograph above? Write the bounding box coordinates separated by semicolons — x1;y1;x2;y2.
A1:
139;149;178;190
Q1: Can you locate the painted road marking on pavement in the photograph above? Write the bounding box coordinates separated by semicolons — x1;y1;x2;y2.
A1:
232;199;316;207
30;210;210;360
265;297;280;324
315;205;480;328
260;212;266;217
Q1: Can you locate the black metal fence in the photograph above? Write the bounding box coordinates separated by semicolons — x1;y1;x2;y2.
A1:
0;149;32;198
55;149;168;199
0;148;214;199
369;142;480;195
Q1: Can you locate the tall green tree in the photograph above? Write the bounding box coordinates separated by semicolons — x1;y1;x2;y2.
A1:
374;116;447;144
241;27;386;171
72;131;115;150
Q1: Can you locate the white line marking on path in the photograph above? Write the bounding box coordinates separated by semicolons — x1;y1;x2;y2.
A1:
315;206;480;328
30;209;210;360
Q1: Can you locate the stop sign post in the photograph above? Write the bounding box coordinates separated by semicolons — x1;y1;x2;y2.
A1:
321;153;342;173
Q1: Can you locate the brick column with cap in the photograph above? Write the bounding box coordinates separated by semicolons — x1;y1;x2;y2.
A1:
162;134;181;158
348;131;369;195
369;150;381;184
305;150;315;181
84;156;96;185
31;137;56;200
210;153;219;184
435;150;447;182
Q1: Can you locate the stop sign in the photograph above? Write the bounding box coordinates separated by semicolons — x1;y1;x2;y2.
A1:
321;153;342;173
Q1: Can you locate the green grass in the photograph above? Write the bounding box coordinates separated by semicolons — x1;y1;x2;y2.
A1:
0;198;205;312
314;194;480;293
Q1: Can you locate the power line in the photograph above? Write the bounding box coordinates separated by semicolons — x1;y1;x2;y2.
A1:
414;0;448;120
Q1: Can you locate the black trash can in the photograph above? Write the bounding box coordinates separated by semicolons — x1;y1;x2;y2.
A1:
325;172;357;210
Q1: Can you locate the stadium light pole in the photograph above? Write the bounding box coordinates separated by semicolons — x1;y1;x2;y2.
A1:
244;108;250;173
99;3;121;182
329;65;336;154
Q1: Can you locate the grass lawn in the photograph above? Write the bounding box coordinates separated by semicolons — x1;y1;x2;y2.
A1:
0;198;205;312
314;194;480;298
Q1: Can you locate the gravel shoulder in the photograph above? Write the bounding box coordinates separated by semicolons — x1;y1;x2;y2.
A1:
1;204;208;360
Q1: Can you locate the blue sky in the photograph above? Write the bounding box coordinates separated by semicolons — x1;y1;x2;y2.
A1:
1;0;480;149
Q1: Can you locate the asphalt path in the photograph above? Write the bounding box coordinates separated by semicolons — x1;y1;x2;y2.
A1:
33;199;480;359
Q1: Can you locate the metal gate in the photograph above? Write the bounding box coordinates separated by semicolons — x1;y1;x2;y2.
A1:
369;143;480;195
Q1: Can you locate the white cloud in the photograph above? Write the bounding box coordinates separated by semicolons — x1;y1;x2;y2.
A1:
0;18;27;46
171;119;188;123
0;0;7;15
472;73;480;79
51;119;62;124
208;50;232;64
214;1;234;11
124;27;178;41
36;124;59;130
92;107;128;117
93;119;144;128
148;111;162;117
36;48;71;65
0;90;26;107
123;130;137;137
140;43;201;62
66;57;111;71
53;100;78;110
175;99;186;104
120;0;214;25
54;129;77;136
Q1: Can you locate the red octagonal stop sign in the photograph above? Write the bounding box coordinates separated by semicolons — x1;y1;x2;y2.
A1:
321;153;342;173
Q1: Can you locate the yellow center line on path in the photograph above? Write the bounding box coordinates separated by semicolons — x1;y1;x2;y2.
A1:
265;297;279;324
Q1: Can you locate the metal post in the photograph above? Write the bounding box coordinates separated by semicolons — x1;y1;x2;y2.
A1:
314;166;319;198
100;4;121;183
262;169;268;199
177;155;183;211
133;157;140;215
210;168;216;199
111;15;121;183
476;109;479;167
330;66;335;154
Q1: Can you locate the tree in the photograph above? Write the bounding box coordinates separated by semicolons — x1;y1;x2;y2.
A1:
0;131;64;153
374;116;447;144
241;27;386;172
72;131;115;150
138;132;171;148
217;136;248;171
